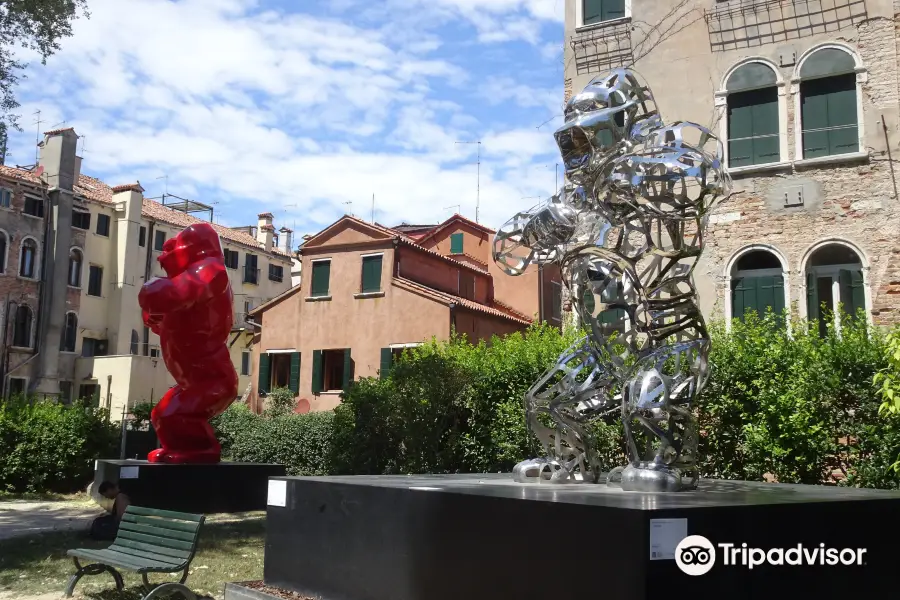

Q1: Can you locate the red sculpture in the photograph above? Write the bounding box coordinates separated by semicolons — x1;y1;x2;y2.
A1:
138;223;238;464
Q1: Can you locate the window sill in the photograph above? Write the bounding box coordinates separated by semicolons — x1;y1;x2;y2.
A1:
575;16;631;33
9;346;34;353
93;233;110;239
22;213;43;220
727;161;792;176
318;390;343;395
60;350;78;355
86;293;103;299
354;291;385;299
305;295;332;302
17;275;38;282
67;285;81;291
243;281;260;286
794;151;868;169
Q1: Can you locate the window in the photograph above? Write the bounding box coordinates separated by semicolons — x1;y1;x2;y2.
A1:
581;0;625;26
60;313;77;352
138;226;146;247
24;196;43;217
0;188;10;208
154;230;167;251
72;211;91;230
0;231;7;273
96;214;111;236
581;274;626;333
268;263;284;283
311;260;331;297
730;250;785;323
360;255;382;293
805;243;866;336
8;378;26;398
130;330;139;355
19;238;37;278
244;254;259;284
799;48;859;159
241;350;250;376
551;280;563;322
68;248;83;287
12;305;32;347
78;384;100;406
88;265;103;297
82;337;108;357
726;62;780;168
312;349;352;393
257;352;300;395
59;381;73;404
224;248;239;269
449;233;464;255
142;326;150;356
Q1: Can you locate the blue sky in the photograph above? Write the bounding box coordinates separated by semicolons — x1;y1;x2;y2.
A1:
6;0;565;238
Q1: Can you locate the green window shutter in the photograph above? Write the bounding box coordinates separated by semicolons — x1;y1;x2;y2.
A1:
827;75;859;155
728;88;778;167
732;276;761;320
289;352;301;395
731;278;744;321
258;353;271;394
311;261;331;297
450;233;463;254
311;350;323;394
342;348;354;391
801;79;830;159
581;285;595;315
839;269;866;322
361;256;383;293
806;272;819;322
380;347;393;379
772;275;785;325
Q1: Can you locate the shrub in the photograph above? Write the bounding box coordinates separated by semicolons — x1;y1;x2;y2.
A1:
129;401;154;430
263;387;297;418
211;402;259;458
0;397;119;493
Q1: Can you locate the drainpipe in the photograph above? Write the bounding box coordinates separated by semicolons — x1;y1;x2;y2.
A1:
392;237;401;278
106;374;112;421
538;264;544;323
449;302;456;336
144;221;156;281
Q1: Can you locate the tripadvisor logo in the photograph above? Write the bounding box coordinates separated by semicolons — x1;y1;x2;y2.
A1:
674;535;867;576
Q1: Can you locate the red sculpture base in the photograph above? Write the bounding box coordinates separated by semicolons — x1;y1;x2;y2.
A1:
147;448;222;464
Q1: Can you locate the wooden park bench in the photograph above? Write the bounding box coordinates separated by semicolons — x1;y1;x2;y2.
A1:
65;505;206;600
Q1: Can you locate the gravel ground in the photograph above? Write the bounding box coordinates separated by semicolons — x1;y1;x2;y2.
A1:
0;500;101;541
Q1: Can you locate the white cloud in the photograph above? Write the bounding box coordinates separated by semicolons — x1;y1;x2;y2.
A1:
8;0;564;236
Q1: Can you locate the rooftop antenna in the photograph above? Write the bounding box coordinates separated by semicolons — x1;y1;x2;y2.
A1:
78;134;88;156
283;203;298;231
371;193;375;224
33;110;43;164
343;200;353;217
455;139;481;223
444;204;461;215
156;174;168;195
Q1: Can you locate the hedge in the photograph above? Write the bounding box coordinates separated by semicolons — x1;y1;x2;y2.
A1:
0;398;119;494
214;316;900;489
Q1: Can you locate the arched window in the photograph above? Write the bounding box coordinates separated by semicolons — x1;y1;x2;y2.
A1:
726;62;780;168
730;249;786;323
0;230;7;274
19;238;37;279
61;312;77;352
805;242;866;336
130;330;139;355
12;305;32;348
799;47;859;159
68;248;83;287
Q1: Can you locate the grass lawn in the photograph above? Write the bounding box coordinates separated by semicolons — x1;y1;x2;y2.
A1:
0;513;265;600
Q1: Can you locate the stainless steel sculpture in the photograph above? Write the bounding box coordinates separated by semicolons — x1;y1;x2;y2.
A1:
493;68;731;492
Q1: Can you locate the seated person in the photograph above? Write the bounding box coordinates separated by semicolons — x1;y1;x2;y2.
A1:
89;481;130;540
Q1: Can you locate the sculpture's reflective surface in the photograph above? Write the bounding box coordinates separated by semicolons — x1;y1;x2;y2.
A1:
494;68;730;492
138;223;239;464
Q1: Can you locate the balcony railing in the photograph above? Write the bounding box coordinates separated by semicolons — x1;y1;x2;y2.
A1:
243;266;260;285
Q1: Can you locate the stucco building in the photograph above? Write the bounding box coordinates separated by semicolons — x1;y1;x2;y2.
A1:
564;0;900;329
0;128;293;418
248;214;562;413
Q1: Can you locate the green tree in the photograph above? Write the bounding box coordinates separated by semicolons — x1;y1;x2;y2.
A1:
0;1;90;135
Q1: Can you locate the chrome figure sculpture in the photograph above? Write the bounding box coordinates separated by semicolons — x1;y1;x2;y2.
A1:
492;68;731;492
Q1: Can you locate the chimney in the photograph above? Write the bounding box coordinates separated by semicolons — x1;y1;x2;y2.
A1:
257;212;274;252
279;226;293;253
38;128;78;191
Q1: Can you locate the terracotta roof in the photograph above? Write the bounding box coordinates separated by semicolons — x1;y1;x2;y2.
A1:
248;284;303;317
395;236;489;275
392;277;531;326
416;213;496;244
0;164;291;259
491;298;532;322
258;212;274;218
44;127;75;135
111;182;144;193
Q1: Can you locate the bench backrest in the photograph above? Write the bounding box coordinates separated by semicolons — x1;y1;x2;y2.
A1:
112;506;206;567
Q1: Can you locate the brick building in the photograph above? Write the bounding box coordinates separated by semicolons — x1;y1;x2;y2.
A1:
563;0;900;329
0;128;293;416
248;214;562;413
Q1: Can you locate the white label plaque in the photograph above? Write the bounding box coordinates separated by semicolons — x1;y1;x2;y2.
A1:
649;518;687;560
119;466;140;479
268;479;287;507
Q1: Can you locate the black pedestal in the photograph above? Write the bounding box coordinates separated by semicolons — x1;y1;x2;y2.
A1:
93;459;285;514
260;474;900;600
